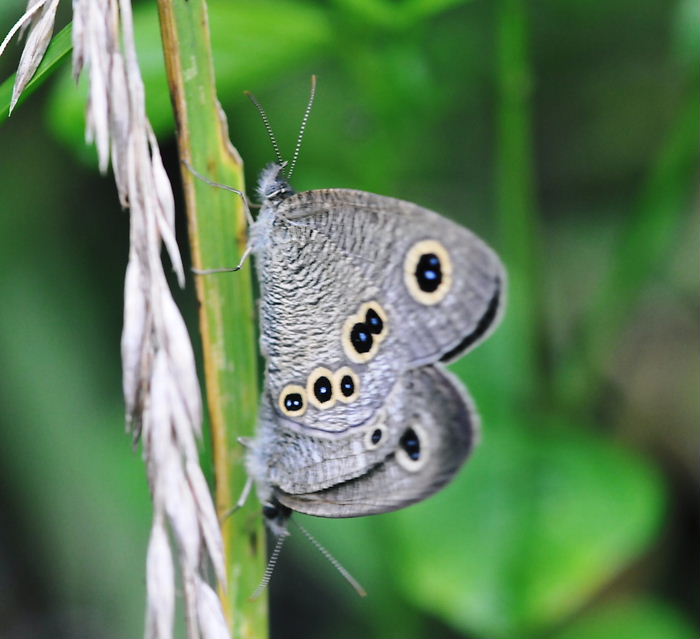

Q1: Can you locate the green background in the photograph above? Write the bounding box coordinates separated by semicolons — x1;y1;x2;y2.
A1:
0;0;697;637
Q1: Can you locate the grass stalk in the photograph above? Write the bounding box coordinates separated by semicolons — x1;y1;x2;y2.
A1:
155;1;267;637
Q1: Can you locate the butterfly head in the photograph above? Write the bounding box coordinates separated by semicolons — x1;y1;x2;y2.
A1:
258;162;295;204
262;496;292;537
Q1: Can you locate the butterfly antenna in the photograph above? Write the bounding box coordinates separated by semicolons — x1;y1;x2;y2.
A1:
287;74;317;180
250;533;287;600
245;90;284;166
293;519;367;597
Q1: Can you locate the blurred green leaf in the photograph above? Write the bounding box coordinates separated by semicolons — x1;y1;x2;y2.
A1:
556;96;698;408
386;421;665;637
672;0;700;70
45;1;332;153
558;597;697;639
0;0;694;636
332;0;472;30
403;0;474;19
0;22;71;123
0;251;150;636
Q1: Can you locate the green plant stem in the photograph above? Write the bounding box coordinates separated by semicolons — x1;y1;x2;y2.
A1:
494;0;543;411
156;1;267;637
555;96;698;409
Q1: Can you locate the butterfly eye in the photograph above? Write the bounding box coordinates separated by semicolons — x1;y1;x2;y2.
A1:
307;367;337;409
262;499;292;526
364;424;386;450
396;425;429;471
278;384;307;417
334;366;360;403
262;503;279;519
404;239;453;305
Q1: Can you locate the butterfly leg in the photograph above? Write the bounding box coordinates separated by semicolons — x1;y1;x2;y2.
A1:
191;244;252;275
181;157;255;226
182;157;256;274
220;475;254;521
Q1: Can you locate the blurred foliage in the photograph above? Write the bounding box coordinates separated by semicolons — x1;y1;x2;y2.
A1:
0;0;697;637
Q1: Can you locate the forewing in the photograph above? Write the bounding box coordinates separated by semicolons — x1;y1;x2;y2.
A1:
276;188;506;366
252;187;504;440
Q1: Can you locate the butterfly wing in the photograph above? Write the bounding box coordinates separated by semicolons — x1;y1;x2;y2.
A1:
248;187;502;516
252;200;403;436
267;365;478;517
252;188;505;434
275;188;506;365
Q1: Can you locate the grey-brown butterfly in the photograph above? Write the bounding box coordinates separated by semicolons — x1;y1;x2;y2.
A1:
237;79;507;542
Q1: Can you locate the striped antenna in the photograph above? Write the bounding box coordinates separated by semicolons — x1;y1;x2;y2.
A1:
245;90;284;166
293;519;367;597
287;74;317;180
250;533;287;601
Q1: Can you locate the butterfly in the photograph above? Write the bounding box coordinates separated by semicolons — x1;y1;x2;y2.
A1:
238;83;506;539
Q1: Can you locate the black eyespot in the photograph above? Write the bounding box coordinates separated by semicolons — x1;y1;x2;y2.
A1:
283;393;304;412
350;323;373;354
365;308;384;334
313;375;333;403
415;253;442;293
400;428;421;461
371;429;382;444
340;374;355;397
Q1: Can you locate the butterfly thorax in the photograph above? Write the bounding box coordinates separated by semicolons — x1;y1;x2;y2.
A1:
250;163;297;256
257;162;295;204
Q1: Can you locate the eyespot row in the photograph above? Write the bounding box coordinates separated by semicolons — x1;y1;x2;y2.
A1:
278;366;360;417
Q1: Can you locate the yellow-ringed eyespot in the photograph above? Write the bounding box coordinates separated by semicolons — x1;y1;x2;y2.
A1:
307;367;337;410
404;239;453;305
364;424;387;450
396;424;430;471
360;301;388;344
334;366;360;404
278;384;307;417
341;300;389;363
